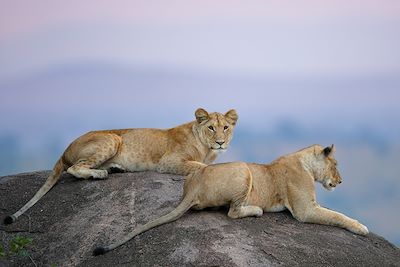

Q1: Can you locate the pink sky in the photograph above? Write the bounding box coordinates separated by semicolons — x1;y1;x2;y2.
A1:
2;0;400;42
1;1;400;80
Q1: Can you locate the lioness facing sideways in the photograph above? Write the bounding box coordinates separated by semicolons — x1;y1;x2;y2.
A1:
4;108;238;225
94;144;368;255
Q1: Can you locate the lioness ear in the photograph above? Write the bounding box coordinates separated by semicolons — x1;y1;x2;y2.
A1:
323;144;335;157
195;108;210;124
225;109;238;126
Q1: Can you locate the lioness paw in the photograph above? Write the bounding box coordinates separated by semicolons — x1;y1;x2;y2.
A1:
254;207;263;217
359;224;369;235
350;222;369;235
92;170;108;179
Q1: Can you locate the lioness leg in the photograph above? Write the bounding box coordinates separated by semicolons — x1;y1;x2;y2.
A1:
228;204;263;219
65;133;122;179
226;164;262;219
67;158;109;179
296;206;369;235
157;160;207;176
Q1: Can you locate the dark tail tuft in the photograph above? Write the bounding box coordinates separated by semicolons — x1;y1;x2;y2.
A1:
3;215;15;225
93;246;109;256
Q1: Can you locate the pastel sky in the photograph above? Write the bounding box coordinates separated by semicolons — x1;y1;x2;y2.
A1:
1;1;400;246
2;0;400;39
1;0;400;136
1;0;400;80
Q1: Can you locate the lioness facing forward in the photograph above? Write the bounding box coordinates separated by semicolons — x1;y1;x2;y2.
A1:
93;144;368;255
4;108;238;225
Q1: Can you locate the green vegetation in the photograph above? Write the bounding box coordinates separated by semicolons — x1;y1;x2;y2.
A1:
0;244;5;258
0;235;33;259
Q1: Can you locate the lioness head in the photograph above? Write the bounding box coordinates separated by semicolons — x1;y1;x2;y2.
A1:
320;145;342;191
194;108;238;151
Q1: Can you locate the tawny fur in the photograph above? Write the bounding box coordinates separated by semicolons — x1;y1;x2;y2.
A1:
93;144;369;255
4;108;238;224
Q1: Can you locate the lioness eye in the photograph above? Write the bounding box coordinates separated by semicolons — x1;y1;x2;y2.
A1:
208;126;215;131
224;126;229;130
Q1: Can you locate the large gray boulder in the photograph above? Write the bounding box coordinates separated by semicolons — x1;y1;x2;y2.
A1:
0;171;399;266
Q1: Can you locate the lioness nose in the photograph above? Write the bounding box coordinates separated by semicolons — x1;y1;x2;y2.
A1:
216;141;225;146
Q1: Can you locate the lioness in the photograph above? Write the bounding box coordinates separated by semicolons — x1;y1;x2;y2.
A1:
93;144;368;255
4;108;238;225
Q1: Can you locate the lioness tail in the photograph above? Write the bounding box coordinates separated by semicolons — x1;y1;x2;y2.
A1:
3;157;65;224
93;193;196;256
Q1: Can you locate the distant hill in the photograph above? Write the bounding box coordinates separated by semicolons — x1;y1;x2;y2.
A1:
1;62;399;126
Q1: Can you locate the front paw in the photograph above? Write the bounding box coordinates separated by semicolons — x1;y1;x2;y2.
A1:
350;221;369;235
253;206;264;217
92;170;109;179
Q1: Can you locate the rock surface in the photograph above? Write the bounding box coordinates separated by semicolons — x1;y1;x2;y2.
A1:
0;171;399;267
